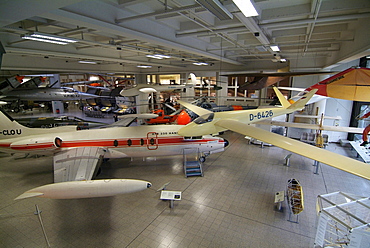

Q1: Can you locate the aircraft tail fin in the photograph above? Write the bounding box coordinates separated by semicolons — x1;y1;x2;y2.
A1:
273;87;290;108
0;109;26;129
0;109;76;139
287;89;318;110
186;73;197;85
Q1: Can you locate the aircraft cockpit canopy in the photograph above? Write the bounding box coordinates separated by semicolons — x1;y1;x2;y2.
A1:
61;87;79;93
194;113;214;124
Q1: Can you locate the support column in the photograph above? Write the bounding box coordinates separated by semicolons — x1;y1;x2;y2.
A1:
50;74;64;114
216;72;228;106
135;74;149;119
182;73;194;99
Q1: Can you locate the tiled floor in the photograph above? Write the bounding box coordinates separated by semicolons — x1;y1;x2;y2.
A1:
1;108;369;247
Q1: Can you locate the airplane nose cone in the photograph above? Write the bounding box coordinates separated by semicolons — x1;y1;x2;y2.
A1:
147;183;152;188
223;139;229;148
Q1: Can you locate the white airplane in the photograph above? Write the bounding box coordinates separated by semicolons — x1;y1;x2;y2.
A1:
177;87;370;181
120;73;197;97
0;110;227;199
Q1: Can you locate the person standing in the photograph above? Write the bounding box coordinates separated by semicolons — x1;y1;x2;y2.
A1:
358;111;370;146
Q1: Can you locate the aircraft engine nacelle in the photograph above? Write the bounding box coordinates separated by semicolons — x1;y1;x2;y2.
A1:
10;136;60;152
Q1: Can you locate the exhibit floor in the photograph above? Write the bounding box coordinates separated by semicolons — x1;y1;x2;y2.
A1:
1;109;369;248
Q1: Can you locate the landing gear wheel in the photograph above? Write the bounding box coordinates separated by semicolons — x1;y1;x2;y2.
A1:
199;156;206;163
13;107;20;113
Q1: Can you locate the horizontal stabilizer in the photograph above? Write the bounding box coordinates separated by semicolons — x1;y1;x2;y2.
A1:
288;89;317;110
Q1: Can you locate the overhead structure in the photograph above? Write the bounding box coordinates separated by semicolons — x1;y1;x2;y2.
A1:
0;0;369;75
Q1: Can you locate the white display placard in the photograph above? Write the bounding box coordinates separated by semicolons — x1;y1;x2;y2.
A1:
160;190;182;201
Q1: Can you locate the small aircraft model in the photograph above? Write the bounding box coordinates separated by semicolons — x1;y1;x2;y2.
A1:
177;87;370;181
286;178;304;222
0;109;227;199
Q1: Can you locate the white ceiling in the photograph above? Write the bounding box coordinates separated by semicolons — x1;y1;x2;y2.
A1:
0;0;369;77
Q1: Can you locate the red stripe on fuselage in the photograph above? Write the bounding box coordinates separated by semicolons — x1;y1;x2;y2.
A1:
8;136;221;151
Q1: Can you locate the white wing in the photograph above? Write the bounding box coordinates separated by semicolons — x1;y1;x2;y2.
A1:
53;147;105;182
255;120;363;134
216;119;370;180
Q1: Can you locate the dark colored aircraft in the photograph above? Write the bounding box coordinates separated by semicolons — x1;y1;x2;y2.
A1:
14;116;107;129
222;71;335;90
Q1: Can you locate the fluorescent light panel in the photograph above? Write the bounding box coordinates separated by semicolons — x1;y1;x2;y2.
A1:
193;62;209;66
270;45;280;52
79;61;97;64
232;0;258;17
21;32;78;45
137;65;152;68
146;54;171;59
22;36;68;45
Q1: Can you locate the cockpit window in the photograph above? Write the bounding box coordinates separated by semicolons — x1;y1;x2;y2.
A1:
194;113;214;124
62;87;77;93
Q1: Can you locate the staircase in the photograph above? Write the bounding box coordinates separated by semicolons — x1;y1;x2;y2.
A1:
183;148;203;177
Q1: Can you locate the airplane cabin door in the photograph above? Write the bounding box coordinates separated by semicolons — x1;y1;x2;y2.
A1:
147;132;158;150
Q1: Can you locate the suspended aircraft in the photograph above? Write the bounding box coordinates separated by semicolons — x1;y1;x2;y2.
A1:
306;67;370;102
177;87;370;181
0;76;102;112
0;109;227;199
222;70;335;90
14;115;107;129
120;73;197;97
1;86;101;102
60;79;104;86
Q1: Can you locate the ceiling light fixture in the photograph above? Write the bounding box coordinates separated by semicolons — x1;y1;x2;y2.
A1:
79;61;97;64
22;36;68;45
137;65;152;68
146;54;171;59
232;0;258;17
21;32;78;45
270;45;280;52
196;0;233;20
193;62;209;66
